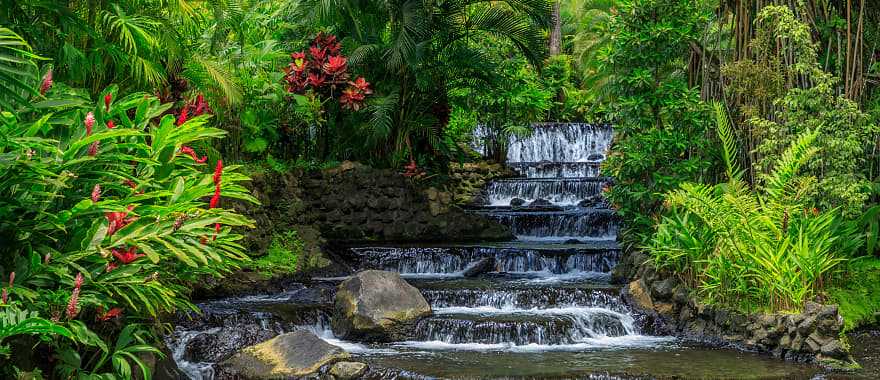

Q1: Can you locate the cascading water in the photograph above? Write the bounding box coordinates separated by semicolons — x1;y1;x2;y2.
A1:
167;122;822;379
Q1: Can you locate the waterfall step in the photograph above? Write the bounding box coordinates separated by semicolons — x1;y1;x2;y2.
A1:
477;208;618;242
508;162;603;178
506;123;613;163
413;308;633;345
484;177;611;207
422;287;626;310
349;245;620;275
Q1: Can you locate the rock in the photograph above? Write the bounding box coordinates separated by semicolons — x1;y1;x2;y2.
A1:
820;340;847;359
650;278;676;301
330;361;368;380
509;198;526;207
655;302;676;317
672;286;689;305
462;257;495;277
332;270;432;341
528;198;552;208
803;301;823;315
184;326;277;363
623;279;654;311
577;195;601;208
217;330;349;379
563;239;582;244
587;153;605;161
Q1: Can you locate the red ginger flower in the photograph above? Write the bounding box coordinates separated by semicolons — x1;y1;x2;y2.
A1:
91;184;101;202
8;272;14;288
105;262;117;272
112;246;144;264
323;55;347;75
106;120;116;129
88;141;100;156
66;273;84;319
177;107;189;126
213;160;223;185
1;289;6;305
40;69;53;95
104;93;112;111
209;183;221;209
96;306;123;321
180;146;207;163
85;112;95;136
106;205;136;236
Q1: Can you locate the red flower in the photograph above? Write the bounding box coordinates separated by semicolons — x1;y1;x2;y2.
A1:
96;306;123;321
8;272;14;288
40;69;53;95
315;33;341;54
350;77;372;94
124;179;137;190
177;107;189;126
290;52;308;73
85;112;95;136
105;262;117;272
309;45;327;62
104;93;112;111
112;246;144;264
1;288;6;305
88;141;100;156
91;184;101;203
307;72;327;88
323;55;347;75
66;273;84;319
213;160;224;185
106;120;116;129
105;205;136;236
180;146;207;163
194;94;211;116
339;87;366;111
209;184;221;209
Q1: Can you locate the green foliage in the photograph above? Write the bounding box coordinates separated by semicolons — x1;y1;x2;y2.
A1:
0;81;256;376
649;107;863;312
250;231;304;274
828;257;880;331
601;0;717;244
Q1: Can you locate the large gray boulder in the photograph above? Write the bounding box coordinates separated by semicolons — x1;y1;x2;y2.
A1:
216;330;349;379
332;270;432;341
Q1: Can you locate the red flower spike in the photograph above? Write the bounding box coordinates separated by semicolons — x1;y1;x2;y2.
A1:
213;160;224;185
106;120;116;129
91;184;101;203
40;69;53;96
105;262;117;272
104;93;112;111
112;246;144;264
1;288;6;304
88;141;99;156
180;146;207;163
85;112;95;136
105;205;136;236
209;187;221;209
8;272;14;288
177;107;189;126
124;179;138;190
74;273;84;289
43;253;51;264
96;307;123;321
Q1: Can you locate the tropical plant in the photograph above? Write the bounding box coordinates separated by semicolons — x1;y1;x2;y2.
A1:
0;81;257;376
649;103;863;311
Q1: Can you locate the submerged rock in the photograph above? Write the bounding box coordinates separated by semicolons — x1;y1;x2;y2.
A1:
528;198;552;208
330;361;368;380
216;330;349;379
509;197;526;207
462;257;495;277
332;270;432;341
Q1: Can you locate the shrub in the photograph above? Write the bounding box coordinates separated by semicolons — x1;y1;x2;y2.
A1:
0;85;256;377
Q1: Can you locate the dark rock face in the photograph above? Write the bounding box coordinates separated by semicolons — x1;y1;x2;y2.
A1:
240;161;513;246
216;330;349;379
462;257;495;277
332;270;432;342
509;198;526;207
185;326;278;363
620;253;856;367
329;361;368;380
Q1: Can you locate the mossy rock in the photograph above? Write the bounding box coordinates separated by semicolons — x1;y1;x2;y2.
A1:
217;330;349;379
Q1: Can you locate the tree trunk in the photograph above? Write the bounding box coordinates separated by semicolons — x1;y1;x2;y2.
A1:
549;1;562;55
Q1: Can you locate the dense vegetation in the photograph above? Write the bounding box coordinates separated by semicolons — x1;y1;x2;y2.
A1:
1;0;880;378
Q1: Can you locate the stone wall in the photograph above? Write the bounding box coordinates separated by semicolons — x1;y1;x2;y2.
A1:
238;161;512;252
617;252;857;368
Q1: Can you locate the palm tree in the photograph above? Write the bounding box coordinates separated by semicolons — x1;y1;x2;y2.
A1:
295;0;551;166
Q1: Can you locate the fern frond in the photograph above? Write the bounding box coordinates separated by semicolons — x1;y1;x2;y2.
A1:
763;129;819;203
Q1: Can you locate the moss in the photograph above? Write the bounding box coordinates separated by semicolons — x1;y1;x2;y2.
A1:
246;230;303;274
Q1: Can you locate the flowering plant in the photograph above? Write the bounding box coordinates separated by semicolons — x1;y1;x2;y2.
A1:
0;85;256;377
283;33;372;111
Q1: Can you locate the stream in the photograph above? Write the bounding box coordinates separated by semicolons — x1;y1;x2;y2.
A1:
166;123;865;379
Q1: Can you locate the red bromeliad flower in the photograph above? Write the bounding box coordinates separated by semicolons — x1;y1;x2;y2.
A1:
307;72;327;88
88;141;100;156
339;87;366;111
290;52;308;73
112;246;144;264
323;55;347;75
177;107;189;126
106;120;116;129
106;205;136;236
85;112;95;136
314;32;341;54
350;77;372;94
180;146;207;163
91;184;101;202
40;69;53;95
96;306;123;321
309;45;327;63
104;93;112;111
66;273;84;319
